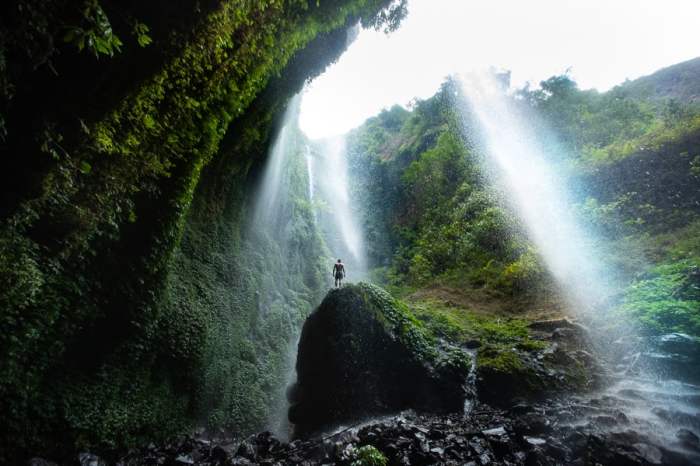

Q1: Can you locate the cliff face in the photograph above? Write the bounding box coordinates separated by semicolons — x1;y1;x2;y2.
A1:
0;0;405;460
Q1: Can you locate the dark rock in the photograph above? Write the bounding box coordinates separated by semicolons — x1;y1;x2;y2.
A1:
509;402;535;416
513;413;551;436
211;445;230;464
466;339;482;349
524;436;546;447
28;459;58;466
552;327;577;340
78;453;106;466
677;429;700;450
524;448;552;466
482;426;506;436
544;439;569;461
586;434;651;466
235;440;257;460
289;284;470;436
564;429;588;456
230;458;253;466
637;333;700;384
652;407;700;430
633;443;663;465
173;454;195;465
528;319;577;332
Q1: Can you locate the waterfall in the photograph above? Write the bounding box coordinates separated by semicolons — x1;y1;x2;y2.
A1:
458;71;699;454
458;72;614;315
248;93;311;440
305;145;314;201
312;135;367;280
253;95;302;230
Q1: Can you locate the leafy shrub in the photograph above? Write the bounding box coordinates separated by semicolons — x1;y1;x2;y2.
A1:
616;259;700;336
352;445;388;466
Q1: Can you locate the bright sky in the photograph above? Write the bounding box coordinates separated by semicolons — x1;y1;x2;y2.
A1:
300;0;700;139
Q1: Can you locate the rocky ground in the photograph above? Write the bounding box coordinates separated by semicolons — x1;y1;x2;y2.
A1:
32;398;699;466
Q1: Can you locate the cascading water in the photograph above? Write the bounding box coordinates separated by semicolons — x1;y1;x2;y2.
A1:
458;71;700;460
311;135;368;280
305;145;315;201
459;72;614;315
253;96;301;229
249;94;314;440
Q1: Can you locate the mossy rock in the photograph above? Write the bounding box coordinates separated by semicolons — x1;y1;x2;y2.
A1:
475;340;598;407
288;283;470;436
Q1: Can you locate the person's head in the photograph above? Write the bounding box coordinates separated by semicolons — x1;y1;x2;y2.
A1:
337;259;342;263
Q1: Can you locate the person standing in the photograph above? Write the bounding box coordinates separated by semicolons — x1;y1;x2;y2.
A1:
332;259;345;288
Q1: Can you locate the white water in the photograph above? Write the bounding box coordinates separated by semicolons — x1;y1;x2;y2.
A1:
250;94;306;439
459;72;613;315
305;145;314;201
312;135;367;279
253;95;302;229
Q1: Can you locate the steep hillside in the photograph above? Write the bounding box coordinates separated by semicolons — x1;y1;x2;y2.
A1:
616;56;700;103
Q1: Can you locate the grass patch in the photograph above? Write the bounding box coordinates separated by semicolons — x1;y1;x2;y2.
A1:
409;299;546;351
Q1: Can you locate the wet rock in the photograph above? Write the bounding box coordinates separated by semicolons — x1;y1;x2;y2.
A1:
482;426;506;436
633;443;663;465
677;428;700;450
174;454;195;465
551;327;578;340
586;433;653;466
89;402;700;466
652;407;700;431
28;459;58;466
513;412;551;436
509;402;535;416
544;439;569;461
235;440;257;460
524;436;546;446
289;284;470;436
637;333;700;384
528;319;577;332
210;445;230;464
78;453;106;466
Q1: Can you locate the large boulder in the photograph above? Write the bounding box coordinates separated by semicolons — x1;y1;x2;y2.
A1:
288;283;471;436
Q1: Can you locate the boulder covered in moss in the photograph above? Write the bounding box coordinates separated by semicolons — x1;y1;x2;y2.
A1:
476;320;600;407
288;283;470;436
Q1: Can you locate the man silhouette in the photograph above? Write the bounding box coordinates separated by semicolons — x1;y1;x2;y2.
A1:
332;259;345;288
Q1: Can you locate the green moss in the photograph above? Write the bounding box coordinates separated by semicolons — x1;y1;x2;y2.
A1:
353;282;438;363
477;346;525;373
410;299;546;351
476;345;544;397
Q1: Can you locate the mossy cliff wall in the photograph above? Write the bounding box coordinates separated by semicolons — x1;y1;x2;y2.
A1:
0;0;405;461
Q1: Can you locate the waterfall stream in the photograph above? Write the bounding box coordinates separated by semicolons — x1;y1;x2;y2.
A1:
458;72;700;460
311;135;367;280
